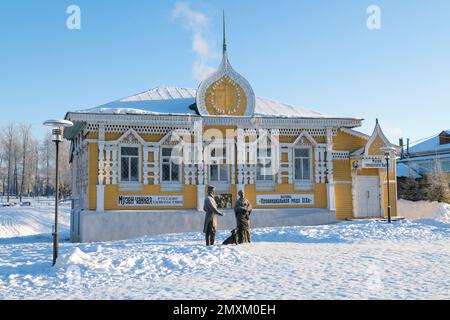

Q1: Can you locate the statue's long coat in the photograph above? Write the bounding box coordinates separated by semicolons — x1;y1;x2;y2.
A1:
203;194;222;234
234;197;253;243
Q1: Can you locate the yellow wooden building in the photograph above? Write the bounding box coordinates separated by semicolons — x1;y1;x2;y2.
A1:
64;23;398;242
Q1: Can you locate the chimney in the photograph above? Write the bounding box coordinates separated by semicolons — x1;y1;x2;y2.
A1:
399;138;404;159
407;138;410;155
439;131;450;145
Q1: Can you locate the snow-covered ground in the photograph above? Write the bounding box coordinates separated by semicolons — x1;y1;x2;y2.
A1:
0;199;70;239
398;199;450;223
0;200;448;300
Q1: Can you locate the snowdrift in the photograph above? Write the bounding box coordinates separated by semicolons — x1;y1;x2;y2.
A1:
398;199;450;223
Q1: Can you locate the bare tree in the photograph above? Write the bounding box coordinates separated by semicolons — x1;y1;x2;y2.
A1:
0;124;72;201
424;158;450;203
2;124;16;202
19;123;32;202
40;131;54;197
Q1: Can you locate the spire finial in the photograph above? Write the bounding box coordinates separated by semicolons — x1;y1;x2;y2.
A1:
223;10;227;57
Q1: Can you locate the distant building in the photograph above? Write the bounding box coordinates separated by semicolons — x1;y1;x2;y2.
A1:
398;130;450;177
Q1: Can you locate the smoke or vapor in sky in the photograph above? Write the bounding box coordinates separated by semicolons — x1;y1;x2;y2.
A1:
172;2;215;81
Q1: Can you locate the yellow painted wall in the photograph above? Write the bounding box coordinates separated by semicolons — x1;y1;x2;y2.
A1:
333;160;352;181
335;184;353;220
357;168;379;176
368;135;387;156
88;142;98;210
331;131;366;219
334;130;367;152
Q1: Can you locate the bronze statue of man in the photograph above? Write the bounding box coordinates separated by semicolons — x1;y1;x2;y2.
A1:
234;190;253;244
203;186;224;246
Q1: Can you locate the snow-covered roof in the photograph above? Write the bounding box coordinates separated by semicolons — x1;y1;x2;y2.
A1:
75;87;346;119
398;153;450;163
407;130;450;156
350;147;365;157
396;163;422;179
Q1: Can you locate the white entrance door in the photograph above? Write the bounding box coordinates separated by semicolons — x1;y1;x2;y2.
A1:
355;176;381;218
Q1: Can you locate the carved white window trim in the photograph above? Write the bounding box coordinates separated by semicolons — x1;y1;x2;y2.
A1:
293;145;314;185
204;140;232;185
118;144;142;185
160;146;183;185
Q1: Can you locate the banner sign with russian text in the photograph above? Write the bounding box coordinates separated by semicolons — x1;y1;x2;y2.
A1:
362;158;391;169
118;195;184;207
256;194;314;206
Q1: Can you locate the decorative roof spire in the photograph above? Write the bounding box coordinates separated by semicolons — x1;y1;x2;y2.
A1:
222;11;228;61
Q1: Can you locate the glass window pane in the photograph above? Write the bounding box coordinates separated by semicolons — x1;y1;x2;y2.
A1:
258;148;270;157
220;164;228;181
266;161;273;174
121;158;129;181
303;159;311;180
210;165;218;181
172;164;180;181
295;159;302;180
162;164;171;181
295;148;309;158
257;164;264;181
122;147;139;156
162;148;172;157
130;158;139;182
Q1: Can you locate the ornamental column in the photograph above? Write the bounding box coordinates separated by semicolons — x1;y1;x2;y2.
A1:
195;121;205;211
96;124;105;212
326;127;336;212
236;128;245;199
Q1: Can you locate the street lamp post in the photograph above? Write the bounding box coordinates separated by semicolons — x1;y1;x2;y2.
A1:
44;120;73;266
380;146;397;224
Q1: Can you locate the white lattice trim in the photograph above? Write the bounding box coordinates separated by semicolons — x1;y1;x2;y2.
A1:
332;151;350;160
85;123;193;136
243;128;337;137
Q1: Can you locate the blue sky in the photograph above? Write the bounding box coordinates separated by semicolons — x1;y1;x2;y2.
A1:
0;0;449;144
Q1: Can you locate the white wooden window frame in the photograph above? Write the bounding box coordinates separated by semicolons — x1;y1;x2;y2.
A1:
119;145;142;185
208;145;229;183
160;146;183;185
255;145;276;192
293;145;313;184
256;146;276;182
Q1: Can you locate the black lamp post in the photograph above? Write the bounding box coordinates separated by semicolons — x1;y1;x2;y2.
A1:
44;120;73;266
380;146;396;223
